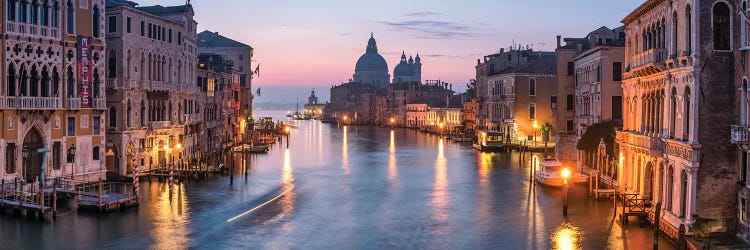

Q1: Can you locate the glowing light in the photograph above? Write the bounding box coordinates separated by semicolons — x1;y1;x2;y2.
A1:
163;145;170;151
389;117;395;124
284;126;291;134
533;121;539;129
176;143;182;150
551;222;583;250
561;168;570;179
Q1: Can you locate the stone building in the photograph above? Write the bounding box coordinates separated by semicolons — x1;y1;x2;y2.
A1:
406;103;428;128
104;0;197;175
618;0;738;238
196;53;234;165
735;1;750;242
386;81;453;126
303;89;326;119
573;27;625;169
197;30;253;133
1;0;107;183
353;33;389;86
485;53;557;146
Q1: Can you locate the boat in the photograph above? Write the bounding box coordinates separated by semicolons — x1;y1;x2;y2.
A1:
534;158;588;187
250;144;269;153
473;130;504;151
292;99;312;120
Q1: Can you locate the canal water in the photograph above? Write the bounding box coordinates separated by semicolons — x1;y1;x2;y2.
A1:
0;110;674;249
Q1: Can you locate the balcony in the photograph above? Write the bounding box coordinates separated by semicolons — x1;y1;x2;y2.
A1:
618;131;664;157
183;114;200;124
148;121;172;131
66;97;81;110
93;98;106;110
628;48;667;76
3;96;61;110
106;79;118;89
6;21;60;40
732;125;750;145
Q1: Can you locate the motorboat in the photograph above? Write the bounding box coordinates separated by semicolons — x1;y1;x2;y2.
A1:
534;158;588;187
473;130;504;151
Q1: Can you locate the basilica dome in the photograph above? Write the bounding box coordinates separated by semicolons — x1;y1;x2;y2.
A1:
355;53;388;72
352;33;390;86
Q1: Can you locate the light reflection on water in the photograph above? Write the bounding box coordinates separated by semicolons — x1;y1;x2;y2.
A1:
431;139;449;234
149;181;190;249
388;130;397;182
551;222;584;250
342;126;350;175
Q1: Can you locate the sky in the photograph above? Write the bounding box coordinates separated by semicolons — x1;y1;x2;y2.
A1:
137;0;642;103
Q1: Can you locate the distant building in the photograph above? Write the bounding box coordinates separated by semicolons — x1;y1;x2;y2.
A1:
352;33;390;86
303;89;325;119
393;52;421;83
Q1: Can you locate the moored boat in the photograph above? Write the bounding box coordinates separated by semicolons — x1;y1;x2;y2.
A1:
534;158;588;187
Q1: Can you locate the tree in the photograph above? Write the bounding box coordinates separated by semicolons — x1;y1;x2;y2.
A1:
539;122;553;157
465;79;477;99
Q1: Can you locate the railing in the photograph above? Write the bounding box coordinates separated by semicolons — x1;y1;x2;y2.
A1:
626;132;664;151
106;79;118;89
148;121;171;131
4;96;62;109
631;48;667;70
66;97;81;110
732;125;750;145
6;21;59;40
93;98;106;109
183;114;200;124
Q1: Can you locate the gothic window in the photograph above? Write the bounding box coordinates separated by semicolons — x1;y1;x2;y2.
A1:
7;64;16;96
109;106;117;128
529;103;536;120
684;86;691;140
713;3;731;50
30;66;38;97
41;67;50;97
679;170;688;217
127;102;132;127
19;65;28;96
53;141;61;170
140;101;146;126
93;5;100;37
52;0;59;27
658;164;664;205
30;0;37;24
666;165;674;210
66;0;73;34
41;0;49;26
18;0;25;22
66;67;74;97
670;88;677;137
93;69;100;98
52;68;60;97
7;0;15;21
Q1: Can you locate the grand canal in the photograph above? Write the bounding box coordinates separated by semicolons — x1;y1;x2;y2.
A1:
0;111;673;249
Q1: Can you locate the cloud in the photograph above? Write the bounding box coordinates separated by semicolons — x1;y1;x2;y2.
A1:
422;54;464;58
281;24;302;28
340;32;351;36
405;11;443;17
378;20;481;39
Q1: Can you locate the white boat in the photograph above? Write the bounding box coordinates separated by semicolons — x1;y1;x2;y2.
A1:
534;158;588;187
473;130;504;151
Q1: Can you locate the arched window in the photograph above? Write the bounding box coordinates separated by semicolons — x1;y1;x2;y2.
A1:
19;65;28;96
684;86;691;141
7;0;16;21
673;11;678;56
658;164;664;205
93;69;100;98
66;0;73;34
685;5;692;54
18;0;26;22
30;66;38;97
713;2;731;50
7;64;16;96
52;0;59;27
92;5;100;38
52;68;59;96
667;165;674;210
41;0;49;26
109;106;117;128
66;67;74;97
140;101;146;127
680;170;688;217
107;49;116;78
41;67;50;97
30;0;37;24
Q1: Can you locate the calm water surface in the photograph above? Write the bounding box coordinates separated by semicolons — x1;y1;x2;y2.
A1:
0;110;674;249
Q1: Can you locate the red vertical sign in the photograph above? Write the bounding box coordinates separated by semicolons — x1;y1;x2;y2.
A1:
77;36;93;108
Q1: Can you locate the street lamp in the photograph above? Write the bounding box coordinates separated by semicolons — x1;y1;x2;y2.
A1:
284;126;291;148
561;167;570;216
389;117;395;127
438;122;445;136
533;121;539;147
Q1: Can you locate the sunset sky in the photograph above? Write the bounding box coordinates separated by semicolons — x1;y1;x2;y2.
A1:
138;0;642;103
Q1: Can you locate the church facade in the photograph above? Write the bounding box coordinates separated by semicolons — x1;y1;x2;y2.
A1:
352;33;390;86
393;52;421;83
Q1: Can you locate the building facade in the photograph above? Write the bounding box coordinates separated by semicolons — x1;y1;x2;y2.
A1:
735;0;750;242
618;0;738;238
1;0;107;184
393;52;421;83
105;0;197;176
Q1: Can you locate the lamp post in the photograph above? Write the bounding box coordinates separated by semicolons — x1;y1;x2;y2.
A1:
67;145;76;179
389;117;395;128
561;167;570;216
532;121;539;147
284;125;291;148
438;122;445;137
164;144;172;189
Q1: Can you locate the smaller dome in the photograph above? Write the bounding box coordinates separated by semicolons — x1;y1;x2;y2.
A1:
394;62;413;77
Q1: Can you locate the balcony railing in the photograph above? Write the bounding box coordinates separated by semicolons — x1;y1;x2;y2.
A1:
93;98;106;109
6;21;60;40
4;96;62;110
106;79;118;89
732;125;750;144
66;97;81;110
148;121;172;131
631;48;667;70
183;114;200;124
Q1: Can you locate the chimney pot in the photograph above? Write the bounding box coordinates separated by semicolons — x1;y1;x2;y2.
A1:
556;35;561;48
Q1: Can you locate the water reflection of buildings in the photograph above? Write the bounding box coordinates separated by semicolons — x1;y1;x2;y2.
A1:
342;126;350;175
388;130;397;182
280;149;295;219
150;181;190;249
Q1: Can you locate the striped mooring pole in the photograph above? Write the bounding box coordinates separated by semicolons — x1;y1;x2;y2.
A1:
169;161;174;189
133;157;139;199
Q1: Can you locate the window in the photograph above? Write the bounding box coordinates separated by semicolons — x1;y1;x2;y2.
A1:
7;0;15;21
107;15;116;33
743;151;748;183
742;197;748;222
713;3;731;50
92;146;100;161
684;87;691;140
66;0;73;34
109;106;116;128
126;17;131;33
53;142;61;170
596;66;601;82
168;28;172;43
567;62;574;75
566;94;574;111
666;166;674;210
612;62;622;81
680;170;688;217
29;0;36;24
52;1;59;27
140;20;144;36
93;116;100;135
5;143;16;174
566;120;574;132
612;96;623;121
550;95;557;109
93;6;100;37
529;79;536;96
67;117;75;136
108;49;117;78
148;23;152;38
178;32;182;44
529;103;536;120
686;5;692;54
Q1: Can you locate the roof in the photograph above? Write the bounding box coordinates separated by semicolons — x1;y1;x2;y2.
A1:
491;55;556;76
136;4;193;15
106;0;138;8
197;30;253;49
622;0;665;25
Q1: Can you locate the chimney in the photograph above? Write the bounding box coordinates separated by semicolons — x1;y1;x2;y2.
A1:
556;35;561;48
477;59;481;65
